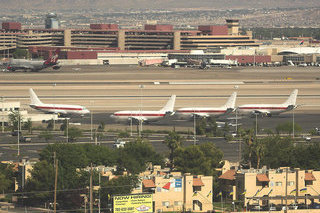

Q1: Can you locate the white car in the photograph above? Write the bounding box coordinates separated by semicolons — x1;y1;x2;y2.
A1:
303;135;311;142
113;139;126;148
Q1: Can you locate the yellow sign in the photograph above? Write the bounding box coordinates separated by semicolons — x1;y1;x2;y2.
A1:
113;194;153;213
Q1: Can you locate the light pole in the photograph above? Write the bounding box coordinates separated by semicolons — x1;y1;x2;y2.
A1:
66;118;69;142
193;113;196;145
17;112;20;156
255;113;258;136
235;108;238;134
292;109;295;139
1;96;4;133
53;83;56;130
90;100;94;141
130;117;133;137
139;85;144;137
90;111;93;141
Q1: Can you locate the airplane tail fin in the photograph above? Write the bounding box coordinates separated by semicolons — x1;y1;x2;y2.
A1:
160;95;176;113
283;89;298;106
224;92;237;109
43;49;60;66
29;88;43;106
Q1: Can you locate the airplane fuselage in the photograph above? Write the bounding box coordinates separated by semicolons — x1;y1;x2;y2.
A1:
175;107;230;119
8;59;46;71
30;103;89;115
237;104;291;115
112;110;167;121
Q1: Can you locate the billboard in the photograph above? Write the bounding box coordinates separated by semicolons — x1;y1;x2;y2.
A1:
113;194;153;213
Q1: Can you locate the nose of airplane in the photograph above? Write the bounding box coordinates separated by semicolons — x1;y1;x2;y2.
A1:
81;109;90;115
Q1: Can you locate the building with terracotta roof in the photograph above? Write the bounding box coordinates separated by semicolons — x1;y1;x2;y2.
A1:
219;166;320;209
134;166;213;212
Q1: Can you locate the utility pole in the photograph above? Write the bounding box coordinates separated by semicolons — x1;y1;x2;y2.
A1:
66;118;68;142
17;113;20;156
90;110;93;141
98;172;101;213
1;96;4;133
292;109;295;139
90;163;93;213
193;114;196;145
54;159;58;213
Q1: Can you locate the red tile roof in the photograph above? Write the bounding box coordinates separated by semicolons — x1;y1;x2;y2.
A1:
193;178;204;186
142;179;156;188
219;170;236;180
305;173;316;181
256;174;270;182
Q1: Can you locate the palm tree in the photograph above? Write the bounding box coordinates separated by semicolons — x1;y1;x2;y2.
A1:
163;131;184;169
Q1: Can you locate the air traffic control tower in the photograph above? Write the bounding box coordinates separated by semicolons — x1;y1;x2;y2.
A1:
45;13;59;29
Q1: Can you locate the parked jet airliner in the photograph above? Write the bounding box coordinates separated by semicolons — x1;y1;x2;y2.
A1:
111;95;176;122
29;88;90;116
237;89;298;116
175;92;237;119
7;49;60;72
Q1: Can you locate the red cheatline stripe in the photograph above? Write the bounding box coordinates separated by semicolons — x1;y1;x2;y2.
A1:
114;113;165;117
239;107;287;110
178;110;227;113
36;106;83;111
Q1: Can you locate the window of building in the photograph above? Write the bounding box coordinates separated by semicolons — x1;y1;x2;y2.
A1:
174;187;182;192
162;201;169;207
288;181;294;186
193;186;201;192
276;182;282;186
174;201;183;206
305;180;313;186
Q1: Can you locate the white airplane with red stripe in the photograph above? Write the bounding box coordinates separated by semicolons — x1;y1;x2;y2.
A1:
111;95;176;122
29;88;90;116
175;92;237;119
237;89;298;116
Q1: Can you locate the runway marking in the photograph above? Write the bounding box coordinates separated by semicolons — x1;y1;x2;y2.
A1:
169;81;244;85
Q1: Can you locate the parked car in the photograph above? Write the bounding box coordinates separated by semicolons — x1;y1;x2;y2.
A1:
269;204;276;211
113;139;126;148
21;136;32;143
250;205;262;211
11;131;22;136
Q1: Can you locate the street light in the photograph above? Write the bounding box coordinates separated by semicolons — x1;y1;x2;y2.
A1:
139;85;144;137
130;117;133;137
1;96;4;133
17;112;20;156
193;113;196;145
53;83;56;130
292;109;295;139
90;100;94;140
255;113;258;137
66;118;69;143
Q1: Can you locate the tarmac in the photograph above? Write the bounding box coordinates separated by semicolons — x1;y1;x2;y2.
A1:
0;65;319;113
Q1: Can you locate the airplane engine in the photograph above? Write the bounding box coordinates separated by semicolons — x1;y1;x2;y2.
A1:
53;65;61;70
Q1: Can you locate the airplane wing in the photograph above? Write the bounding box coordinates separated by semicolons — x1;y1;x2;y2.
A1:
193;113;209;118
130;116;147;122
252;110;271;115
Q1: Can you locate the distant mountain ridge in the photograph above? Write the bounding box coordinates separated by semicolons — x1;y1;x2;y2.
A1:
1;0;320;10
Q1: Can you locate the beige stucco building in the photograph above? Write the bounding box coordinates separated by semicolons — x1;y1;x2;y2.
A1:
219;166;320;208
133;165;213;212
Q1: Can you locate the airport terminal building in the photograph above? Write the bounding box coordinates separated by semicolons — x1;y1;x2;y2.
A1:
0;19;259;55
